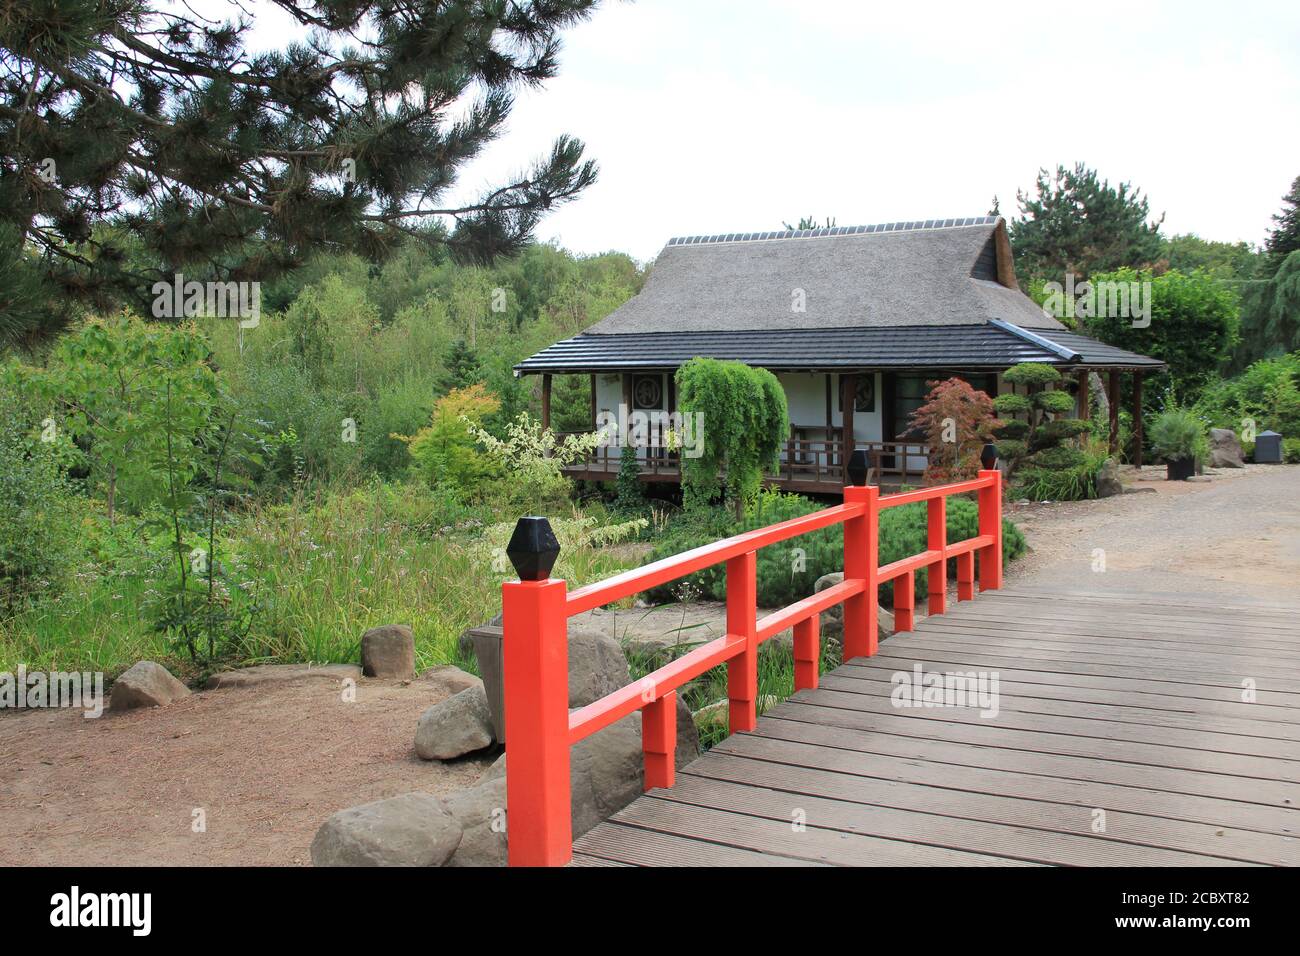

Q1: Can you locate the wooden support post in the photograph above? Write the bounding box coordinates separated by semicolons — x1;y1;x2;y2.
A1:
841;373;856;483
502;577;571;867
726;551;758;734
1133;372;1144;468
642;690;676;791
956;551;975;602
977;469;1003;592
842;484;879;659
793;616;820;691
895;570;915;632
540;373;552;432
1107;370;1120;456
926;496;947;616
589;374;597;431
1076;369;1090;420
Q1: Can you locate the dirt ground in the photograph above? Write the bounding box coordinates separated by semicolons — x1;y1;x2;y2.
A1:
3;463;1298;866
0;674;494;866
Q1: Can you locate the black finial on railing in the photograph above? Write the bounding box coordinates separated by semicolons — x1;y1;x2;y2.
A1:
847;448;870;487
507;516;561;581
980;443;999;471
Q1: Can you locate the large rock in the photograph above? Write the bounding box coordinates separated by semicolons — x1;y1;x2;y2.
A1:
205;663;360;690
1209;428;1245;468
310;793;461;867
443;776;509;867
414;684;495;760
418;664;482;698
361;624;415;679
110;661;190;711
472;624;630;743
1095;457;1123;497
813;573;894;642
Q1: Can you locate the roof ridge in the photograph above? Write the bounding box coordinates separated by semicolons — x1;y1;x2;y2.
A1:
666;217;999;247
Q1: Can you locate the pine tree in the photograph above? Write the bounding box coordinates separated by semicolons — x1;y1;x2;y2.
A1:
1009;164;1164;284
438;339;481;394
1265;175;1300;275
0;0;600;345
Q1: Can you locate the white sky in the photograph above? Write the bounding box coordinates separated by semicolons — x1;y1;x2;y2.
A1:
246;0;1300;262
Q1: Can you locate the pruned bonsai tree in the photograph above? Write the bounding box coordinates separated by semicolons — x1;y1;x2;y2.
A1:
992;363;1091;490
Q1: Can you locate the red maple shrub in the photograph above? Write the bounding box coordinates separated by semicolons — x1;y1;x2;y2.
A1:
907;377;1000;483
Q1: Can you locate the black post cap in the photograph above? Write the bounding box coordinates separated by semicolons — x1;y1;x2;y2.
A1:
980;443;999;471
506;516;561;581
846;448;870;487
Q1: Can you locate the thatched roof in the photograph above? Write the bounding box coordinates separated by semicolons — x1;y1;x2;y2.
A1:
586;216;1062;335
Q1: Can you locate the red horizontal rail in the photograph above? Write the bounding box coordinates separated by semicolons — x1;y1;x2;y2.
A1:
502;469;1004;866
566;501;865;616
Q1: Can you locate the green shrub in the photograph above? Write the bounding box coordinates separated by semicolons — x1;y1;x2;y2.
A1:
1192;351;1300;436
1029;446;1086;470
643;491;1025;608
1149;407;1209;463
1284;437;1300;463
0;404;83;607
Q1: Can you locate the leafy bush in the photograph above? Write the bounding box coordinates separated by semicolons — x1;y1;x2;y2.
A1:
0;401;83;607
1149;407;1209;463
643;491;1025;608
905;377;998;482
396;384;500;495
1283;437;1300;463
1192;351;1300;437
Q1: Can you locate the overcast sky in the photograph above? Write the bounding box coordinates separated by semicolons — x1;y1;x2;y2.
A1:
254;0;1300;262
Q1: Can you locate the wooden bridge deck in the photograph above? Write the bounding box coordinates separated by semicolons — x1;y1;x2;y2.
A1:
571;586;1300;866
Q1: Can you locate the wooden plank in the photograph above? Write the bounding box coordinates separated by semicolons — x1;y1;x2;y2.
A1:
772;700;1300;783
713;732;1300;838
568;853;632;867
571;822;826;867
883;631;1300;674
752;713;1300;807
665;768;1275;866
819;671;1300;739
985;588;1300;620
842;656;1300;716
786;685;1300;761
608;796;1038;866
858;645;1300;697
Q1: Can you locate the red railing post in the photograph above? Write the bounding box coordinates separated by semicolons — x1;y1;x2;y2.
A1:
726;550;758;733
842;484;879;659
642;689;677;791
793;615;820;691
978;469;1003;592
502;518;571;867
927;496;947;615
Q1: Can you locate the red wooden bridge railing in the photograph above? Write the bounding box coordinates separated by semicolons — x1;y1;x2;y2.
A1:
500;468;1003;866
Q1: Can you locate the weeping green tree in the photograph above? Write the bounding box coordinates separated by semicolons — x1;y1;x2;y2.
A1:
676;358;789;518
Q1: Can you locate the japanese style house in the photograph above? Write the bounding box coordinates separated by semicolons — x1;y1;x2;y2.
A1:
515;216;1163;492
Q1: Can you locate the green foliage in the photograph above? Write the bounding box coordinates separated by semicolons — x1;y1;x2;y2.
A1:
1234;250;1300;368
0;389;83;607
992;393;1031;416
1080;268;1239;404
1010;163;1163;282
1283;438;1300;464
993;439;1028;461
643;492;1025;608
398;384;500;495
1161;233;1262;280
1265;175;1300;274
1002;363;1062;388
675;358;790;517
0;1;600;339
1149;407;1209;464
1028;446;1086;470
995;419;1029;440
1192;351;1300;436
466;412;602;514
1035;389;1076;415
615;445;644;511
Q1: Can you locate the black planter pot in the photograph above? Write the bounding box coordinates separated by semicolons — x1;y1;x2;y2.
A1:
1166;456;1195;481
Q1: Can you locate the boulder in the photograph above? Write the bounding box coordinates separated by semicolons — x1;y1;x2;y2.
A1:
1209;428;1245;469
1095;457;1123;497
205;663;360;690
310;793;461;867
361;624;415;679
813;573;895;642
443;776;509;867
473;624;630;743
418;664;482;698
674;692;700;768
110;661;190;711
414;684;495;760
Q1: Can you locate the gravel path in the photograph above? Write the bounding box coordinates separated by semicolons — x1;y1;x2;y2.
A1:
1004;463;1300;604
